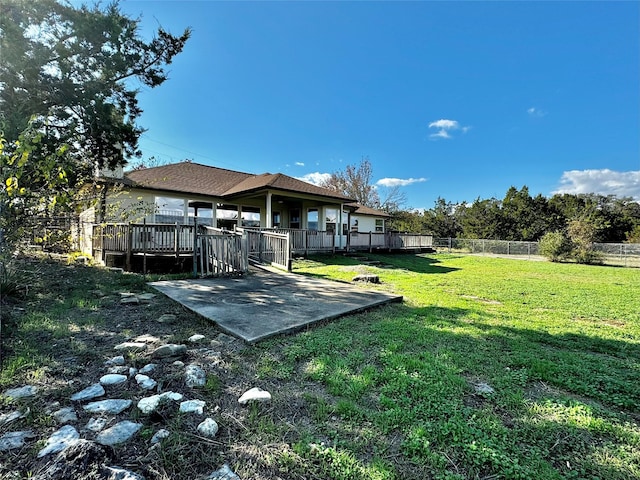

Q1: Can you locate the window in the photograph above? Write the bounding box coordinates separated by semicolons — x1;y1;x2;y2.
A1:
290;209;301;229
375;219;384;232
187;201;214;226
216;203;238;230
272;212;281;228
307;208;318;231
351;218;359;232
241;206;261;228
155;196;185;223
325;208;337;234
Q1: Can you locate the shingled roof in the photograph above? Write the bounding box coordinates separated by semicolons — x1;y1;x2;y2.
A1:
123;161;354;202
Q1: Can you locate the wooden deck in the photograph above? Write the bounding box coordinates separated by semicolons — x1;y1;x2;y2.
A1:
89;223;433;274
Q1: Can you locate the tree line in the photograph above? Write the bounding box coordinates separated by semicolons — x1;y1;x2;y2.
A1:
388;187;640;244
320;160;640;244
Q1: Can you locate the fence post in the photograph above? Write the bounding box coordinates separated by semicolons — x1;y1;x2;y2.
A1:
448;237;452;253
142;219;147;275
126;223;132;271
174;222;179;259
369;232;373;253
193;217;199;278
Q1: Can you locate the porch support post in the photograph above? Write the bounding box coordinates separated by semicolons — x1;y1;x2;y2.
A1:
266;192;273;228
211;202;217;227
237;205;242;228
338;204;343;249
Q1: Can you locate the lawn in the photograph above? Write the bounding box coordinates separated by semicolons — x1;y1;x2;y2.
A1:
1;253;639;479
258;253;640;480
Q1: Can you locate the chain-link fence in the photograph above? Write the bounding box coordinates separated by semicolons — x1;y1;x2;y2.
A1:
433;238;640;268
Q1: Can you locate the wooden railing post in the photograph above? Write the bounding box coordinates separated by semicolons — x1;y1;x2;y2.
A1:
126;223;132;271
142;219;147;275
193;217;199;278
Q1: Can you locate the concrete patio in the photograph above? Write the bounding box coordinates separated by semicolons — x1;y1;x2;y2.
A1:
149;266;403;343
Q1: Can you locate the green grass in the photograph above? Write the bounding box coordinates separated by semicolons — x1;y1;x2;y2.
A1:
252;253;640;479
2;253;639;479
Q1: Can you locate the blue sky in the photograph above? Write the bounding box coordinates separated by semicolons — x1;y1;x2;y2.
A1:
117;0;639;209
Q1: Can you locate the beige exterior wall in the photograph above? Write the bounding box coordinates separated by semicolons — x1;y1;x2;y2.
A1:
352;215;385;233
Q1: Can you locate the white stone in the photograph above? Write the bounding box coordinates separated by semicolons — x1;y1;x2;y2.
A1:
185;364;206;388
107;366;130;374
137;293;156;301
37;425;80;457
105;355;126;366
120;292;136;297
137;392;183;414
85;417;107;433
151;344;187;358
121;296;140;304
139;363;158;374
197;418;219;438
474;383;495;394
103;466;145;480
114;342;147;352
205;464;241;480
0;410;26;426
173;360;185;367
0;431;34;452
157;314;177;324
188;334;206;343
179;400;205;415
96;421;142;446
83;399;132;415
71;383;105;402
135;374;157;391
4;385;38;400
53;407;78;424
100;374;128;386
150;428;170;445
238;387;272;405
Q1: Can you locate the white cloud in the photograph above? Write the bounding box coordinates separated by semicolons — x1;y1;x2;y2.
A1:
554;169;640;200
429;119;459;130
295;162;305;166
296;172;331;186
376;177;428;187
428;118;469;139
527;107;547;117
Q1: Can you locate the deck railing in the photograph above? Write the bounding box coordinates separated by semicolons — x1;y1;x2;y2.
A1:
237;227;335;257
198;227;248;276
91;223;434;274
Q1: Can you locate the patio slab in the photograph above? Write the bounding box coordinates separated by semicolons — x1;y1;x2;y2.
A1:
149;267;403;343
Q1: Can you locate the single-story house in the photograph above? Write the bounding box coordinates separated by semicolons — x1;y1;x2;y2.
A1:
76;161;434;273
81;160;390;248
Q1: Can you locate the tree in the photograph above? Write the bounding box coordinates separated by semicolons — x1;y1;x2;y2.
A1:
422;197;464;237
0;0;190;254
461;197;505;239
567;218;603;264
320;157;381;208
539;231;572;262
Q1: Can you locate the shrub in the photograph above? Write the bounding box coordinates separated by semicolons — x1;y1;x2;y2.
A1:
539;231;572;262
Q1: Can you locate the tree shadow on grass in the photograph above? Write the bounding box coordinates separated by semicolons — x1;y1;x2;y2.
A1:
273;301;640;479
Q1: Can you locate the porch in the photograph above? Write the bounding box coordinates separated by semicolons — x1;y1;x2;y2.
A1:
85;222;434;274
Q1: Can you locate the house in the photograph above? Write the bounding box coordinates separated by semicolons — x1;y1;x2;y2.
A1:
85;161;390;245
76;161;432;273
